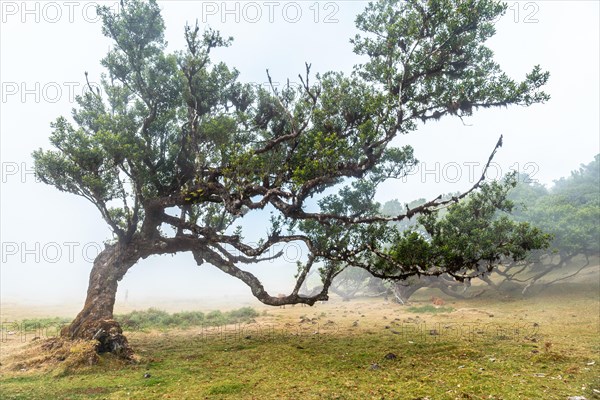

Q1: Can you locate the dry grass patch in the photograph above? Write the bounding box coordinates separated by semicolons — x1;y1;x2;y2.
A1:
0;337;135;377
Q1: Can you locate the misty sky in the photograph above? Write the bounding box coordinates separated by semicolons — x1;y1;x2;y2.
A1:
1;1;598;309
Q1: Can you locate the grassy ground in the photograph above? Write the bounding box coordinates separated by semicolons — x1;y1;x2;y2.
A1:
0;282;598;399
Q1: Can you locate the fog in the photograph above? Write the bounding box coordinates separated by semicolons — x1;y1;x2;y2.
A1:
1;1;598;311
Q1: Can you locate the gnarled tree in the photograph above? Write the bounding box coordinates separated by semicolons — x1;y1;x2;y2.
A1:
484;157;600;295
33;0;550;355
377;175;552;304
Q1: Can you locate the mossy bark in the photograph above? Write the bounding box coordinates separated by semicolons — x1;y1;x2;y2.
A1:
61;242;139;357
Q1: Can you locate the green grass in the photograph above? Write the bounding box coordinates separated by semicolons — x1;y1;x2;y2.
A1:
4;307;260;332
1;330;597;399
1;289;598;400
2;317;72;330
206;381;248;395
116;306;259;329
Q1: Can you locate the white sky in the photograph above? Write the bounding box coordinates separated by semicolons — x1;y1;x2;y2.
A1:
0;1;598;310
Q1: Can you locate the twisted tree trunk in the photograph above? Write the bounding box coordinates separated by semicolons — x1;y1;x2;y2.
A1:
391;275;476;304
61;242;140;357
391;282;423;304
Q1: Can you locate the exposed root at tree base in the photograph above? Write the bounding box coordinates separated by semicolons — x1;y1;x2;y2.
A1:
61;319;133;357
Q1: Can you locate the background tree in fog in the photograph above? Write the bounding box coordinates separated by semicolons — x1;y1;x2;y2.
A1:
490;155;600;294
375;155;598;302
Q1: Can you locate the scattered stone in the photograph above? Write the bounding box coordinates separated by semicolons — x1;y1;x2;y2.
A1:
567;396;587;400
533;322;539;327
586;361;595;366
144;373;151;379
384;325;390;329
531;350;539;354
352;321;359;327
533;373;546;377
384;353;397;360
370;363;381;370
429;329;439;336
391;330;401;335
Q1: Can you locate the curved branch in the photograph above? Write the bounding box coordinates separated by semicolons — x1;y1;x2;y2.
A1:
195;246;339;306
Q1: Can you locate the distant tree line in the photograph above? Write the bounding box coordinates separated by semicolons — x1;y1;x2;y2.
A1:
329;155;599;303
